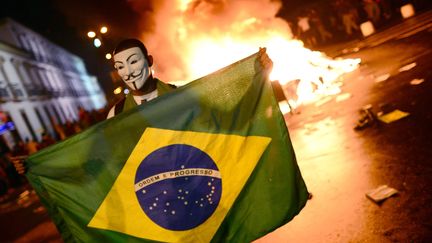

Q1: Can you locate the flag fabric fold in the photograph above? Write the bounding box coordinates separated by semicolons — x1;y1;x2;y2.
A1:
26;51;308;242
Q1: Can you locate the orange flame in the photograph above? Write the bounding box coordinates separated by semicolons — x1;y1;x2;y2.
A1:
131;0;360;111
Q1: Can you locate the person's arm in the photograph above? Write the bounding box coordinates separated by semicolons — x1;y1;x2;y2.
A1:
255;47;273;78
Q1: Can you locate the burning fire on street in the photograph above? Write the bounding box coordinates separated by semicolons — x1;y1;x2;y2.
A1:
129;0;361;113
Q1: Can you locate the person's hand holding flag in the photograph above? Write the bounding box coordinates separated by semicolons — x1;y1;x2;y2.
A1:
255;47;273;78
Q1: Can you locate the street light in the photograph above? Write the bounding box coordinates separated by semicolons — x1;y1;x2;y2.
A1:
87;25;112;60
113;86;122;95
87;31;96;38
100;26;108;34
93;38;102;48
87;25;109;47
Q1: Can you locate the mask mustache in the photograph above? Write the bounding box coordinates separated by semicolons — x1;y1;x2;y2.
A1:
124;70;143;81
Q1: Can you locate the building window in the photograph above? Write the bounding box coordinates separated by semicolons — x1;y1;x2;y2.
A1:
43;105;57;125
18;34;31;53
34;107;48;133
51;105;63;124
10;83;24;98
20;109;36;141
56;105;68;122
0;65;12;100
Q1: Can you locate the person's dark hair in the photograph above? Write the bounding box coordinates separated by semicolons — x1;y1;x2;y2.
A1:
113;38;149;60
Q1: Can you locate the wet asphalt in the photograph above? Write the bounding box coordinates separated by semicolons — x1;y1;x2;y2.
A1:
257;9;432;243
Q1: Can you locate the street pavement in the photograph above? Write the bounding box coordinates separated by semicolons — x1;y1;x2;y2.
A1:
257;9;432;243
1;9;432;243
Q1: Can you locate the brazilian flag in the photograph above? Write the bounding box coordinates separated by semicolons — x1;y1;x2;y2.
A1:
26;51;308;242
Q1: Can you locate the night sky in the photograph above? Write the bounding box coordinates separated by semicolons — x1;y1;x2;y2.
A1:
0;0;316;101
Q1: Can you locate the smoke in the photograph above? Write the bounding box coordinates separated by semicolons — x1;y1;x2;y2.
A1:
128;0;291;82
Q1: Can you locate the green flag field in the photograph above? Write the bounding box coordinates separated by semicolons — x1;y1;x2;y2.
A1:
26;51;308;242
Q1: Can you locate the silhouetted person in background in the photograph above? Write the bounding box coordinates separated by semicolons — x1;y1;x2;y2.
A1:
25;138;38;155
37;132;56;150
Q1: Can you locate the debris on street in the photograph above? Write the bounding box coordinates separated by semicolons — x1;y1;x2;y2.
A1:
375;74;391;82
354;104;377;130
410;78;425;85
366;185;398;203
342;47;360;54
336;93;352;102
398;62;417;72
377;109;410;123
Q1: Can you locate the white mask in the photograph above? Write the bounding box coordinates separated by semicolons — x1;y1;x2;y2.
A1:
113;47;152;91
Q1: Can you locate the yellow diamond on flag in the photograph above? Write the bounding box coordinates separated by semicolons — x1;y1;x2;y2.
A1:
88;127;271;243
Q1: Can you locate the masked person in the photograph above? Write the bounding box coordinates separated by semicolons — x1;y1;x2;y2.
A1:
107;39;176;119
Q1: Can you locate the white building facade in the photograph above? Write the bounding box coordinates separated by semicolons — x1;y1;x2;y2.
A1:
0;18;106;149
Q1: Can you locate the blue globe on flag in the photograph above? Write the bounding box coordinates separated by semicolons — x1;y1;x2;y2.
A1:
134;144;222;230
